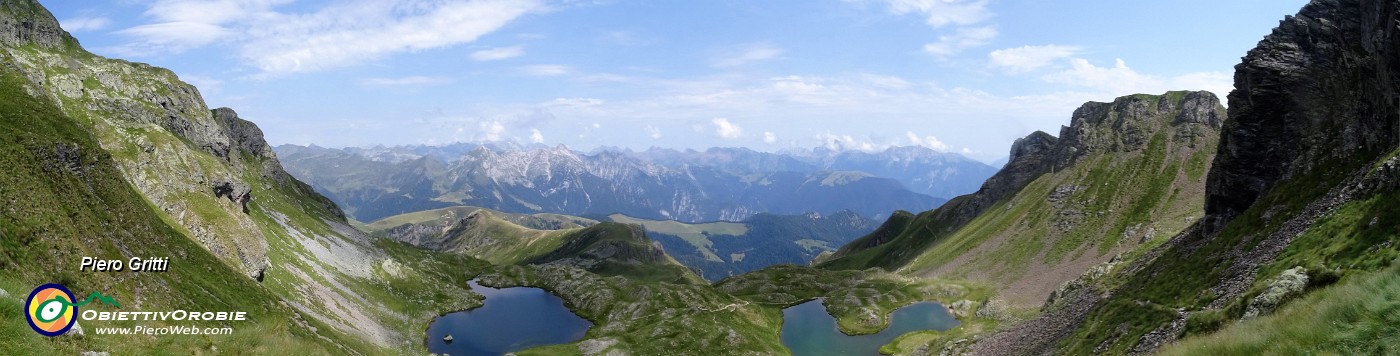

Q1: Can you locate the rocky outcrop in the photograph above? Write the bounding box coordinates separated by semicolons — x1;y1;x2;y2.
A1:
973;1;1400;354
1205;0;1400;227
0;0;347;279
0;0;75;50
1243;266;1309;318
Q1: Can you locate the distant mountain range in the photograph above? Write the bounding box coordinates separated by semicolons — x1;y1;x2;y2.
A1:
365;205;879;281
275;143;993;222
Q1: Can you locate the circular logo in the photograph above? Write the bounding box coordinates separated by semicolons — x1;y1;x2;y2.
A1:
25;284;77;337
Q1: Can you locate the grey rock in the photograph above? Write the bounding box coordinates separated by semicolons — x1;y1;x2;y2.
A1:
1206;0;1400;229
66;321;82;337
1244;266;1309;318
0;0;74;49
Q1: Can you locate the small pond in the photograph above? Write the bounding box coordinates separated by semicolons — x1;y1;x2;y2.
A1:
781;299;959;355
425;280;592;355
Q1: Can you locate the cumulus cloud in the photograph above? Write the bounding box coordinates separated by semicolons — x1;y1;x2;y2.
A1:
905;131;950;151
988;45;1081;73
117;0;545;76
645;125;662;139
713;43;783;67
470;45;525;61
1039;58;1234;100
923;26;997;56
360;76;453;86
1042;58;1160;94
482;120;506;141
712;118;743;139
529;128;545;143
820;133;884;152
763;131;777;144
59;16;111;32
1169;71;1234;99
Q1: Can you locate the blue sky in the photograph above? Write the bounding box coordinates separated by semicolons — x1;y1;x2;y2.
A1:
44;0;1307;162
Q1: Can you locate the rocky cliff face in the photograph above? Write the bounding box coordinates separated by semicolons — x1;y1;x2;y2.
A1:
0;0;73;50
970;1;1400;354
1206;0;1400;225
0;0;342;280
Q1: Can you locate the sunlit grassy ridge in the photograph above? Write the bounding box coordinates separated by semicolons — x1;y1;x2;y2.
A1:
1160;260;1400;355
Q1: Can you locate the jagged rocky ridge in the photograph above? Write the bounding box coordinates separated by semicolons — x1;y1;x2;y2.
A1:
967;0;1400;354
277;143;950;223
822;91;1223;274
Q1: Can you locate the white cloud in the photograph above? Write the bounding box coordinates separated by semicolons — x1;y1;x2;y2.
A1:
645;125;662;139
120;0;544;75
923;26;996;56
520;64;572;76
360;76;453;86
59;16;111;32
482;120;506;141
820;133;887;152
470;45;525;61
905;131;950;151
854;0;996;56
863;0;991;28
713;43;783;67
1169;71;1234;99
1041;58;1235;100
712;118;743;139
988;45;1081;73
1042;58;1163;95
116;22;235;52
763;131;778;144
529;128;545;143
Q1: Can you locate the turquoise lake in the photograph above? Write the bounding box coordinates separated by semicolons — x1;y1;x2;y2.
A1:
781;299;959;355
425;280;592;355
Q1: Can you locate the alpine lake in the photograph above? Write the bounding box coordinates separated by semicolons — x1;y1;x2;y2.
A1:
426;281;957;355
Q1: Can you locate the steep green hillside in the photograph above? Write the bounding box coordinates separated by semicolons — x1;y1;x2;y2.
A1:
366;205;596;233
821;91;1224;307
0;1;493;353
381;209;702;284
962;1;1400;354
1159;261;1400;355
0;70;347;354
613;211;877;280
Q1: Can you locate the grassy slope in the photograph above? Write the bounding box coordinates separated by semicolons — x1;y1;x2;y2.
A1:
901;128;1212;305
1159;261;1399;355
1057;149;1399;354
608;213;748;262
397;209;704;284
0;72;344;354
821;92;1220;308
0;6;496;353
366;205;596;232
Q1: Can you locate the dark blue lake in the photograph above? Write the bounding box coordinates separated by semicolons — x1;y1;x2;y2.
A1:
426;280;592;355
781;299;959;355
